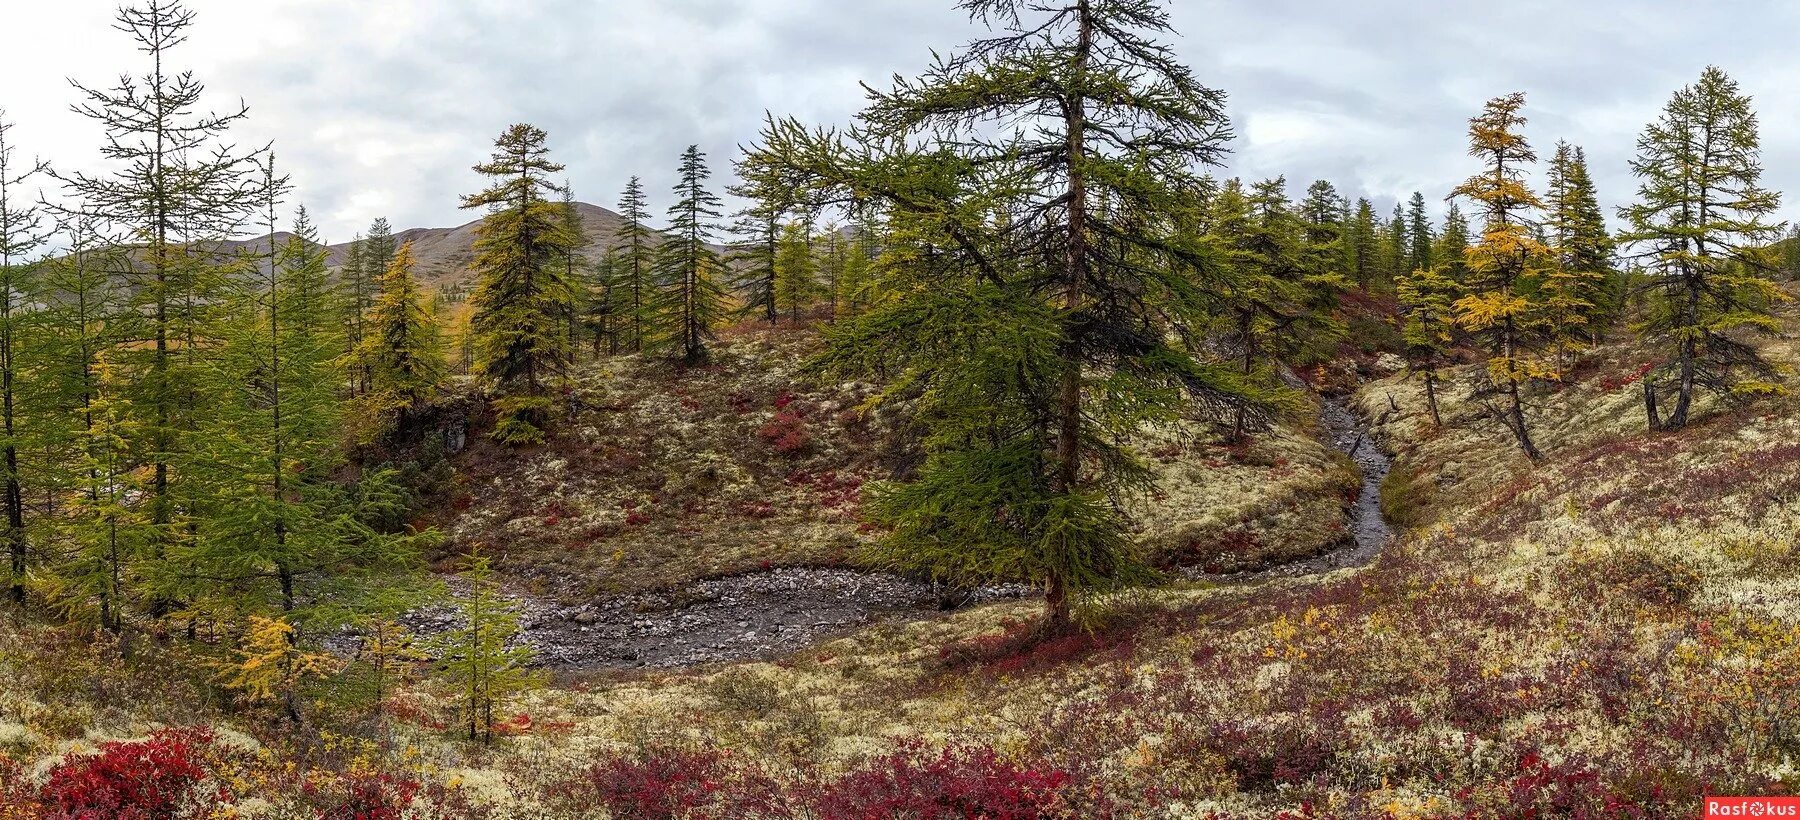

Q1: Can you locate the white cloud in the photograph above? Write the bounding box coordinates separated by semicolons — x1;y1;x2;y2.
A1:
3;0;1799;242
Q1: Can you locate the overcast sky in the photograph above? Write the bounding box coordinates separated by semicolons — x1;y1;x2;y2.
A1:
5;1;1800;243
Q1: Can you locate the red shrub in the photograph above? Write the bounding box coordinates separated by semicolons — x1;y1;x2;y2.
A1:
1;755;34;815
306;771;421;820
544;747;781;820
808;744;1091;819
938;619;1136;677
759;410;811;454
1456;750;1659;819
39;727;221;819
1597;361;1657;392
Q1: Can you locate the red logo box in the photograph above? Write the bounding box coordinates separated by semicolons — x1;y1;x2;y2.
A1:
1707;797;1800;817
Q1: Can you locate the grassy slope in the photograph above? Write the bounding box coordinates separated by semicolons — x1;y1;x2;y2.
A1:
431;323;1359;598
0;322;1361;815
438;304;1800;815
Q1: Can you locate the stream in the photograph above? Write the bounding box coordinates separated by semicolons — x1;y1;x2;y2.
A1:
394;396;1395;672
1222;397;1394;580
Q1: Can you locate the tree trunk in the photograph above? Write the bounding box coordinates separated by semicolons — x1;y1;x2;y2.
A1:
1644;379;1661;431
1045;0;1095;632
1506;381;1542;461
1424;369;1442;428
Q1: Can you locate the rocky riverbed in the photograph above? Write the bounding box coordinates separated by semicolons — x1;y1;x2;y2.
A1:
396;567;1026;671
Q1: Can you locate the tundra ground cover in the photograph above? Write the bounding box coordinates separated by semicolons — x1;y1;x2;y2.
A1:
11;322;1800;815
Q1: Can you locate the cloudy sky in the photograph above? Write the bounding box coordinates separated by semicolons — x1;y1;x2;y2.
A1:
5;1;1799;242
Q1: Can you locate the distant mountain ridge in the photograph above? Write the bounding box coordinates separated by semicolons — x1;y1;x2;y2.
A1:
228;202;737;288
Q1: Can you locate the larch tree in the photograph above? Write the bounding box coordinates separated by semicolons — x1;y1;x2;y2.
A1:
1619;67;1785;430
1451;93;1555;460
754;0;1282;629
1291;180;1352;362
0;113;48;607
817;227;849;320
433;550;539;744
1348;198;1379;288
611;177;657;354
338;235;369;394
652;146;729;365
1436;202;1472;285
59;0;268;619
1383;202;1408;286
1406;191;1434;275
586;249;621;356
357;241;446;435
836;224;876;319
36;214;130;629
1397;261;1461;428
1214;178;1311;440
202;188;414;633
1543;142;1616;361
730;131;799;325
557;184;591;360
362;218;398;286
774;220;820;322
462;123;578;445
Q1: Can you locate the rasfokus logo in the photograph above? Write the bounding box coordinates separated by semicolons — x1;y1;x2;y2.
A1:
1707;797;1800;816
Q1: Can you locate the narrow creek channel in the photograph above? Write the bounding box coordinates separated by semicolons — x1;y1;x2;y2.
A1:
1185;396;1395;584
389;395;1397;672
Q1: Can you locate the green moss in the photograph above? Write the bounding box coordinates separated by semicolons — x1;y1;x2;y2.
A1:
1378;466;1432;531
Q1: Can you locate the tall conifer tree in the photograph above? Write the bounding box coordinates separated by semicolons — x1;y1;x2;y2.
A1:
60;0;267;619
1621;67;1786;429
755;0;1279;627
652;146;729;365
357;242;445;433
462;123;577;444
774;220;819;322
1406;191;1433;274
1543;142;1616;360
0;114;48;607
1451;93;1555;460
611;177;656;353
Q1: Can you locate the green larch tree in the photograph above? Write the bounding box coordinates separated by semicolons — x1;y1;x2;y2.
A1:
1214;178;1312;439
1406;191;1433;274
652;146;730;365
34;213;130;629
610;177;657;354
1397;262;1461;428
774;220;820;322
1543;142;1617;360
755;0;1284;629
433;550;540;744
59;0;268;620
338;236;369;395
1348;198;1379;287
1436;202;1472;285
0;113;48;607
462;123;578;445
1382;202;1408;286
557;184;590;361
1619;67;1785;429
357;241;446;435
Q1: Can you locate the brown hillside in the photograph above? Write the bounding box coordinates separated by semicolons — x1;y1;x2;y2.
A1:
229;202;735;288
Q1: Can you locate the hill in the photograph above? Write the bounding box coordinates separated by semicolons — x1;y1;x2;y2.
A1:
225;202;736;288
